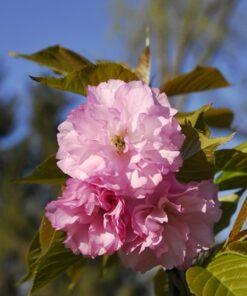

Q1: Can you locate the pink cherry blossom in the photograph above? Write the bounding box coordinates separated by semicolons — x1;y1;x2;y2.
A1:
56;80;184;197
45;178;127;258
120;174;221;272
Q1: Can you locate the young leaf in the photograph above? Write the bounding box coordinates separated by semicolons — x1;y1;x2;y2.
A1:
135;35;151;84
20;232;42;283
39;216;57;253
181;125;232;161
227;240;247;256
161;66;229;96
153;269;169;296
215;149;247;172
186;250;247;296
10;45;92;75
30;229;81;295
14;155;67;185
216;143;247;190
216;171;247;190
214;191;242;235
176;123;233;182
204;108;234;128
31;63;138;95
176;104;211;127
227;198;247;245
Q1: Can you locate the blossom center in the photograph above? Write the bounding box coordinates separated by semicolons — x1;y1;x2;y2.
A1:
112;134;126;154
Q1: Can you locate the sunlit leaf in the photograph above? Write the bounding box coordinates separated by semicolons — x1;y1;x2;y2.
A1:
227;198;247;245
14;155;67;185
39;216;56;253
161;66;229;96
176;123;233;182
227;240;247;256
215;141;247;190
135;37;151;84
176;105;211;127
153;269;169;296
216;171;247;190
10;45;92;75
176;104;211;135
31;63;138;95
214;191;242;234
186;250;247;296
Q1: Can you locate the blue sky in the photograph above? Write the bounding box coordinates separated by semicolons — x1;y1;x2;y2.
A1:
0;0;246;149
0;0;128;93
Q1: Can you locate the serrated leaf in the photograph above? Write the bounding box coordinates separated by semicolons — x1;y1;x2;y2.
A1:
176;123;233;182
186;251;247;296
161;66;229;96
31;63;138;95
30;230;81;295
216;171;247;190
215;149;247;172
181;126;232;161
214;192;242;234
153;269;169;296
135;43;151;84
204;108;234;128
176;104;211;136
10;45;92;75
15;155;67;185
39;216;56;253
176;105;211;127
215;141;247;190
20;232;42;283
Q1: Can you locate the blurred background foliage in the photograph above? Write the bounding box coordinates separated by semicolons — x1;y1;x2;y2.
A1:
0;0;246;295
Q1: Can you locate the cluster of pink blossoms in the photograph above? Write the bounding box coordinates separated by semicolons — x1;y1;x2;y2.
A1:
45;80;221;272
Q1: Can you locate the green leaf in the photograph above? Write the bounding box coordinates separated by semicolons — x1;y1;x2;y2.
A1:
176;104;211;136
30;229;81;295
153;269;169;296
176;105;211;127
214;192;241;234
215;149;247;172
236;141;247;153
186;251;247;296
100;254;119;277
227;241;247;257
15;155;67;185
20;232;42;283
135;40;151;84
66;261;85;291
216;171;247;190
161;66;229;96
176;123;233;182
204;108;234;128
10;45;92;75
215;142;247;190
227;198;247;245
31;63;138;95
39;216;57;253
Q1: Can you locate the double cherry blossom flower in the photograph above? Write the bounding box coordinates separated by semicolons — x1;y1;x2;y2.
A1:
46;80;221;272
